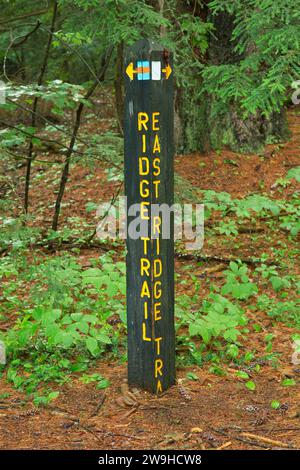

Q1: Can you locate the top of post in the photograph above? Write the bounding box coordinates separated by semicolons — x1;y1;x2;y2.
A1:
125;38;166;56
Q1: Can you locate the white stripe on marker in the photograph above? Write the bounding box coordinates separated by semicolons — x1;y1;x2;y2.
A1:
151;61;161;80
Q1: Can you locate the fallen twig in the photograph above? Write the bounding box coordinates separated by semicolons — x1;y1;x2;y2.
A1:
85;181;123;245
211;428;270;449
216;441;232;450
89;393;106;418
47;406;143;441
241;432;292;449
175;251;276;266
206;221;264;234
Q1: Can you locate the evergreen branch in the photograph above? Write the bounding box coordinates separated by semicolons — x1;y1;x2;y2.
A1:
0;9;49;26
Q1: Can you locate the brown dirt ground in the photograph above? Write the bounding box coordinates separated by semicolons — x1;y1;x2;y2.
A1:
0;108;299;450
0;350;299;450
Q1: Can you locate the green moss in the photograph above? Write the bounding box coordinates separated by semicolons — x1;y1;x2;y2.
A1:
177;87;291;155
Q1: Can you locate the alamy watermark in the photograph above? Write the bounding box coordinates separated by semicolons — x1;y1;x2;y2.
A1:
292;80;300;105
96;197;204;250
0;80;6;104
291;339;300;365
0;340;6;365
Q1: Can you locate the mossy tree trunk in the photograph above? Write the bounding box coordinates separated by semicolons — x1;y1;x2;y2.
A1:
177;9;290;154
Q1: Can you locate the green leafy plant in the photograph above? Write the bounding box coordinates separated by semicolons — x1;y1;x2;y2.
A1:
281;378;296;387
256;295;300;328
287;167;300;183
222;262;258;300
183;293;248;346
80;373;110;389
1;252;126;397
217;220;238;236
245;380;256;391
271;400;281;410
236;371;250;380
186;371;199;381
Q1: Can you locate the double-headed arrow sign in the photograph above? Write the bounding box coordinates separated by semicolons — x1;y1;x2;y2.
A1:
126;61;172;81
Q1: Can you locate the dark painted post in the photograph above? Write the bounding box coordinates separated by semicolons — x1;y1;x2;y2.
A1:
124;39;175;394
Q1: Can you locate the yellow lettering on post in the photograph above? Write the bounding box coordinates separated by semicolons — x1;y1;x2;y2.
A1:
141;280;150;298
153;180;160;198
138;112;149;131
154;259;162;277
155;336;162;355
144;302;148;319
141;201;149;220
156;380;163;394
140;258;150;276
142;134;146;153
139;157;149;175
156;238;160;255
142;322;151;341
152;112;160;131
154;302;162;321
141;237;150;255
154;281;162;299
153;158;161;176
140;179;150;198
155;358;163;378
153;216;161;235
153;134;161;153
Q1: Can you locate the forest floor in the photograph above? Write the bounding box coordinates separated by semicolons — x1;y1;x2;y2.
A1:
0;104;299;450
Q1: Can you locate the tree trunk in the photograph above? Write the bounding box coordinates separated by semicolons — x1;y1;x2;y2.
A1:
173;0;211;153
114;41;124;134
24;1;58;213
51;47;113;231
205;10;290;153
176;9;290;154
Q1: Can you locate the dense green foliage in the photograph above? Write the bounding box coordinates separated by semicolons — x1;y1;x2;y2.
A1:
1;1;298;115
1;168;299;403
203;0;300;115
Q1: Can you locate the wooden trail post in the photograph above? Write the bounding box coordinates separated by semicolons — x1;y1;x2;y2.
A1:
124;39;175;394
